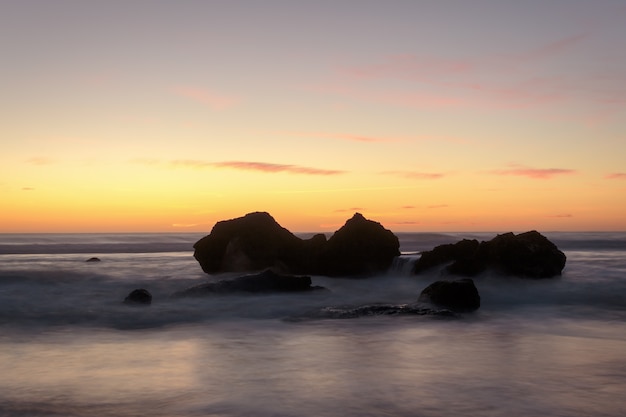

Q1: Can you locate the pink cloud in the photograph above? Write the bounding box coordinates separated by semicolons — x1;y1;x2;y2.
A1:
335;207;366;213
606;172;626;179
511;33;589;65
172;86;240;110
210;161;346;176
140;159;345;176
490;165;577;179
309;31;626;117
295;131;404;143
382;171;446;180
343;54;473;82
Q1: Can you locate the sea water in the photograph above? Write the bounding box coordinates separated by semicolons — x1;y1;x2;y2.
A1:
0;232;625;417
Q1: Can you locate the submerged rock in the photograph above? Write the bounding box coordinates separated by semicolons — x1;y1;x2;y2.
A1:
174;269;327;296
413;231;566;278
86;257;101;262
288;303;456;321
418;279;480;312
124;288;152;305
193;212;400;277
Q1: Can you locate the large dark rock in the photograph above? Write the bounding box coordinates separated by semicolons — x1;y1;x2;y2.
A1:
485;231;567;278
413;231;566;278
124;288;152;305
174;269;326;296
418;279;480;312
318;213;400;276
193;212;310;274
193;212;399;277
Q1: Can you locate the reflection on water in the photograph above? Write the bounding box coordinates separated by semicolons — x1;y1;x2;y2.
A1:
2;316;625;417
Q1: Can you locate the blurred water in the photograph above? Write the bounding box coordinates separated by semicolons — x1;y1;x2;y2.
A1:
0;232;625;416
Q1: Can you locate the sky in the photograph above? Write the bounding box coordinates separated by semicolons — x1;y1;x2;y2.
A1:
1;0;626;233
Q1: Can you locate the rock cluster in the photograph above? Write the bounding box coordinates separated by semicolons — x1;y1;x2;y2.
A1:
193;212;400;277
413;231;566;278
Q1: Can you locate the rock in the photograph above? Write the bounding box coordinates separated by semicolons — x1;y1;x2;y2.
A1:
124;288;152;305
413;239;480;274
86;257;101;262
174;269;327;296
485;231;567;278
193;212;310;274
418;279;480;312
412;231;566;278
318;213;400;276
287;304;456;321
193;212;400;277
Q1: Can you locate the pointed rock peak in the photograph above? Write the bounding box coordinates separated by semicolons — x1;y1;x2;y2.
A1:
351;212;366;220
243;211;275;221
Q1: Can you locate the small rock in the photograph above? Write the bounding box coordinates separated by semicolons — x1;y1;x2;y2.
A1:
124;288;152;305
418;278;480;312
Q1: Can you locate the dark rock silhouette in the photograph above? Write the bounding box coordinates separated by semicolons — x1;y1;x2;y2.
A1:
413;231;566;278
193;212;313;274
173;269;326;296
485;231;567;278
193;212;400;277
124;288;152;305
86;257;101;262
418;279;480;312
319;213;400;276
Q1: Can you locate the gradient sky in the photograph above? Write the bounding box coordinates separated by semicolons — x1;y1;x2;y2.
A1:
2;0;626;233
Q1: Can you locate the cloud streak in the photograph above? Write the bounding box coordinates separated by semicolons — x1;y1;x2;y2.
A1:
172;160;346;176
382;170;446;180
172;86;240;110
606;172;626;179
310;31;626;117
489;165;577;179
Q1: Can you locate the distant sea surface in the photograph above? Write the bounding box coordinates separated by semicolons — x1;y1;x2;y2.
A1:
1;232;625;417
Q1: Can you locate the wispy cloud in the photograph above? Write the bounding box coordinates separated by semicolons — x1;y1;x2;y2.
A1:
547;214;573;218
606;172;626;179
334;207;365;213
315;132;401;143
171;159;346;175
172;85;240;110
134;158;345;175
309;31;626;117
489;165;577;179
211;161;345;176
172;223;200;228
382;170;446;180
285;131;467;144
22;187;35;191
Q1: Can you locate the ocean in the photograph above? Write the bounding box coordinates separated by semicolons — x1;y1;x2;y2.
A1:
1;232;625;417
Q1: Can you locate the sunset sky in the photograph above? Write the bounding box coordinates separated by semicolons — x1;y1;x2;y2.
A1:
2;0;626;233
